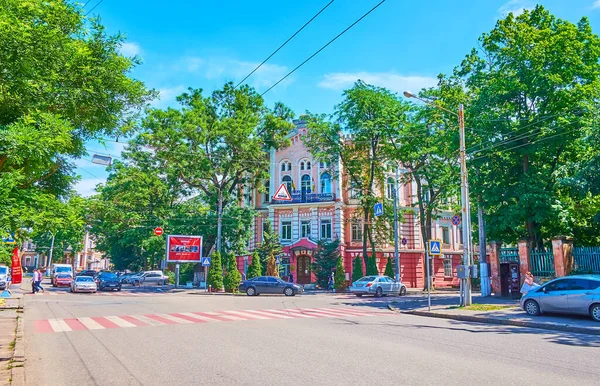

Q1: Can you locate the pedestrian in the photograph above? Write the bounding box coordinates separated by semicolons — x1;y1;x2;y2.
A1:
289;273;294;283
328;272;334;292
31;269;38;294
35;269;45;293
241;272;246;281
520;271;538;295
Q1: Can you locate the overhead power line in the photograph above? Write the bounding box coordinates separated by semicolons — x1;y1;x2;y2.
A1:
235;0;335;89
85;0;105;16
261;0;388;96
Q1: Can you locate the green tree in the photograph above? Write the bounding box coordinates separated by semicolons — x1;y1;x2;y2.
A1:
256;220;282;276
311;238;340;288
207;252;224;291
139;84;293;254
365;255;379;276
305;81;410;265
223;252;242;292
246;251;262;279
334;257;347;292
352;256;364;282
457;6;600;247
384;256;395;278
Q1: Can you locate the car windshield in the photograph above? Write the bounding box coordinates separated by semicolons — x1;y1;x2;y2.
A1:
57;274;70;278
0;267;7;275
76;277;93;282
358;276;376;282
56;267;71;272
102;273;118;279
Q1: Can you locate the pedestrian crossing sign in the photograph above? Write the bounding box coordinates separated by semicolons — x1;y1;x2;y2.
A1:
202;257;211;266
428;240;442;256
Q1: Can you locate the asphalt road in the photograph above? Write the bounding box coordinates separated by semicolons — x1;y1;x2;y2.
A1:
23;282;600;386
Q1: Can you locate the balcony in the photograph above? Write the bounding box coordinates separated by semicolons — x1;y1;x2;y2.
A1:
272;191;335;204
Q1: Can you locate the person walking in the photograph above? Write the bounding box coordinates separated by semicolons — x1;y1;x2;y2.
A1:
328;272;334;292
35;269;45;293
288;273;294;283
31;269;39;294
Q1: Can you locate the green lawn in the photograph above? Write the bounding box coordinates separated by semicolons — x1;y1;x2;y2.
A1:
448;304;516;311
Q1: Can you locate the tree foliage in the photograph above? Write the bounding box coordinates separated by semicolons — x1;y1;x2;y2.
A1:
246;251;262;279
365;255;379;276
256;220;282;276
384;256;395;278
311;238;340;288
207;252;224;291
223;251;242;292
352;256;364;282
334;257;347;291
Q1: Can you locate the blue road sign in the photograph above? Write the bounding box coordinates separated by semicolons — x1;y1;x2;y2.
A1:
428;240;442;256
401;237;407;246
374;202;383;217
276;256;281;265
201;257;212;266
451;215;461;226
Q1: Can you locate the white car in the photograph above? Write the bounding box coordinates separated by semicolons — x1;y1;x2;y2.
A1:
70;276;97;293
132;271;168;286
349;275;407;297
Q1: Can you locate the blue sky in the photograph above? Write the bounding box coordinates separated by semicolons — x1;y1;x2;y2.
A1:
75;0;600;196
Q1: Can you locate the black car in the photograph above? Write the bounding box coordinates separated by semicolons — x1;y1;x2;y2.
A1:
239;276;303;296
95;272;122;291
77;270;97;277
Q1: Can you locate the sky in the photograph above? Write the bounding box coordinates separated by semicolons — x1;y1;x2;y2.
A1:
75;0;600;196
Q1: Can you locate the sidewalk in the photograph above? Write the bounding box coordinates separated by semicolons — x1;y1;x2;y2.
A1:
399;303;600;335
0;286;25;386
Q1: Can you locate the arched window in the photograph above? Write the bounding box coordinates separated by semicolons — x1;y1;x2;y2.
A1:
306;161;311;170
287;162;292;171
281;162;286;172
300;161;305;171
320;172;331;194
386;177;395;199
264;181;270;203
282;175;292;194
301;174;311;194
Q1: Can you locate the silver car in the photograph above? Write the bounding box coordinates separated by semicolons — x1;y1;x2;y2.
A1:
70;276;97;293
349;275;407;297
520;275;600;322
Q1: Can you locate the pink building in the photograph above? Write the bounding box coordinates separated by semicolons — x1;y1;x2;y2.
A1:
239;120;465;288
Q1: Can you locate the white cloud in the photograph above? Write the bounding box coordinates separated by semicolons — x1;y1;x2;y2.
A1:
74;178;104;197
180;57;292;90
152;85;187;108
593;0;600;9
120;42;142;57
498;0;532;17
318;72;438;94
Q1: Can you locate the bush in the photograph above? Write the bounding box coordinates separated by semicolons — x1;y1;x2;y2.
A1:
207;252;223;291
246;251;261;279
352;256;363;282
312;239;340;288
223;252;242;292
384;257;395;278
334;257;347;292
366;255;378;276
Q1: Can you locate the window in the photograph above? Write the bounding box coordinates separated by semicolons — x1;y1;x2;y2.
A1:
442;226;450;244
423;190;430;203
263;181;270;203
281;221;292;241
282;175;293;194
351;220;363;242
545;279;570;292
443;257;453;277
281;161;292;172
349;182;360;199
262;221;269;241
281;163;286;172
301;174;311;193
306;161;311;170
386;177;395;199
301;220;311;238
300;161;305;170
287;162;292;171
320;219;332;240
320;172;331;194
320;161;329;168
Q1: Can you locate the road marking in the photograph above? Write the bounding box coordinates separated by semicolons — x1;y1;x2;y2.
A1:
48;319;72;332
104;316;136;328
221;310;271;320
177;312;215;322
169;313;209;324
143;314;179;325
266;309;317;318
242;309;294;319
155;313;194;324
313;308;377;317
118;315;149;327
63;318;88;331
191;311;236;322
131;315;167;327
78;317;105;330
91;317;120;329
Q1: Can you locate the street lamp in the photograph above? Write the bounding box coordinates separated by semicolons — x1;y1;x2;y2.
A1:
403;90;474;306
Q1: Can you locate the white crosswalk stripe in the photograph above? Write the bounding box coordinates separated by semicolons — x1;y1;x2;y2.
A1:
177;312;216;322
131;315;167;326
204;311;245;321
224;310;272;320
243;309;295;319
156;314;194;324
78;317;105;330
104;316;136;328
48;319;72;332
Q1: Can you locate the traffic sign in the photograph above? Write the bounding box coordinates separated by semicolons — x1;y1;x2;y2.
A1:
373;202;383;217
401;237;407;246
154;227;164;236
272;183;292;201
276;255;281;265
451;215;461;226
201;257;212;266
428;239;442;256
2;236;15;245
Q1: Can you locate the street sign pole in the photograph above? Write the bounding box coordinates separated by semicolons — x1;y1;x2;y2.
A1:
393;167;400;283
175;263;180;288
425;248;431;311
458;104;473;306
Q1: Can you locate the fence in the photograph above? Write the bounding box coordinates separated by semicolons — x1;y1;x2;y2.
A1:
573;247;600;274
529;248;555;277
499;247;519;263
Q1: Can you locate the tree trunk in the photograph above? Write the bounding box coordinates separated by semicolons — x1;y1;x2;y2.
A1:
216;189;223;254
362;210;369;263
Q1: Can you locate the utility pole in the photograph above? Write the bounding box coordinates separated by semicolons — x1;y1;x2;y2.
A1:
458;104;473;306
82;230;89;271
48;234;55;268
393;166;400;283
478;199;490;296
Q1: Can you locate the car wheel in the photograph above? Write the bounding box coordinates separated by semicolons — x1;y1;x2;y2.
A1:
524;299;541;316
355;294;363;297
399;286;407;296
284;287;294;297
590;304;600;322
117;287;121;292
375;287;383;298
246;287;256;296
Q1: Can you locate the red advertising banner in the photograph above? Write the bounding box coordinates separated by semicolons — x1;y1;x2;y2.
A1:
11;247;22;284
166;235;203;263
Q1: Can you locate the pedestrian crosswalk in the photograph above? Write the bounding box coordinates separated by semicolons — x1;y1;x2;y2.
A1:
25;291;165;297
33;307;388;333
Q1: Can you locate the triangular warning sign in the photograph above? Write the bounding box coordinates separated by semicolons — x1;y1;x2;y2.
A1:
272;183;292;201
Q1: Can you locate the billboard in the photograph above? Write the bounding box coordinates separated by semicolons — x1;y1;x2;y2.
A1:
166;235;203;263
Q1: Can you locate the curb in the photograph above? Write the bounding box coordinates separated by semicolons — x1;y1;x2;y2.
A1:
10;314;25;386
401;309;600;335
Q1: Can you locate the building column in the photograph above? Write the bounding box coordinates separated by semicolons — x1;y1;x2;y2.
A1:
292;208;299;241
552;236;574;277
334;204;344;243
311;208;318;240
517;239;531;281
488;241;502;295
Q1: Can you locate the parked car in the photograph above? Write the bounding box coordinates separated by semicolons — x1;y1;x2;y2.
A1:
119;273;135;284
95;272;122;291
137;271;169;286
54;273;73;287
239;276;304;296
71;276;97;293
520;275;600;322
349;275;407;297
50;264;73;286
77;270;97;277
0;265;9;290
